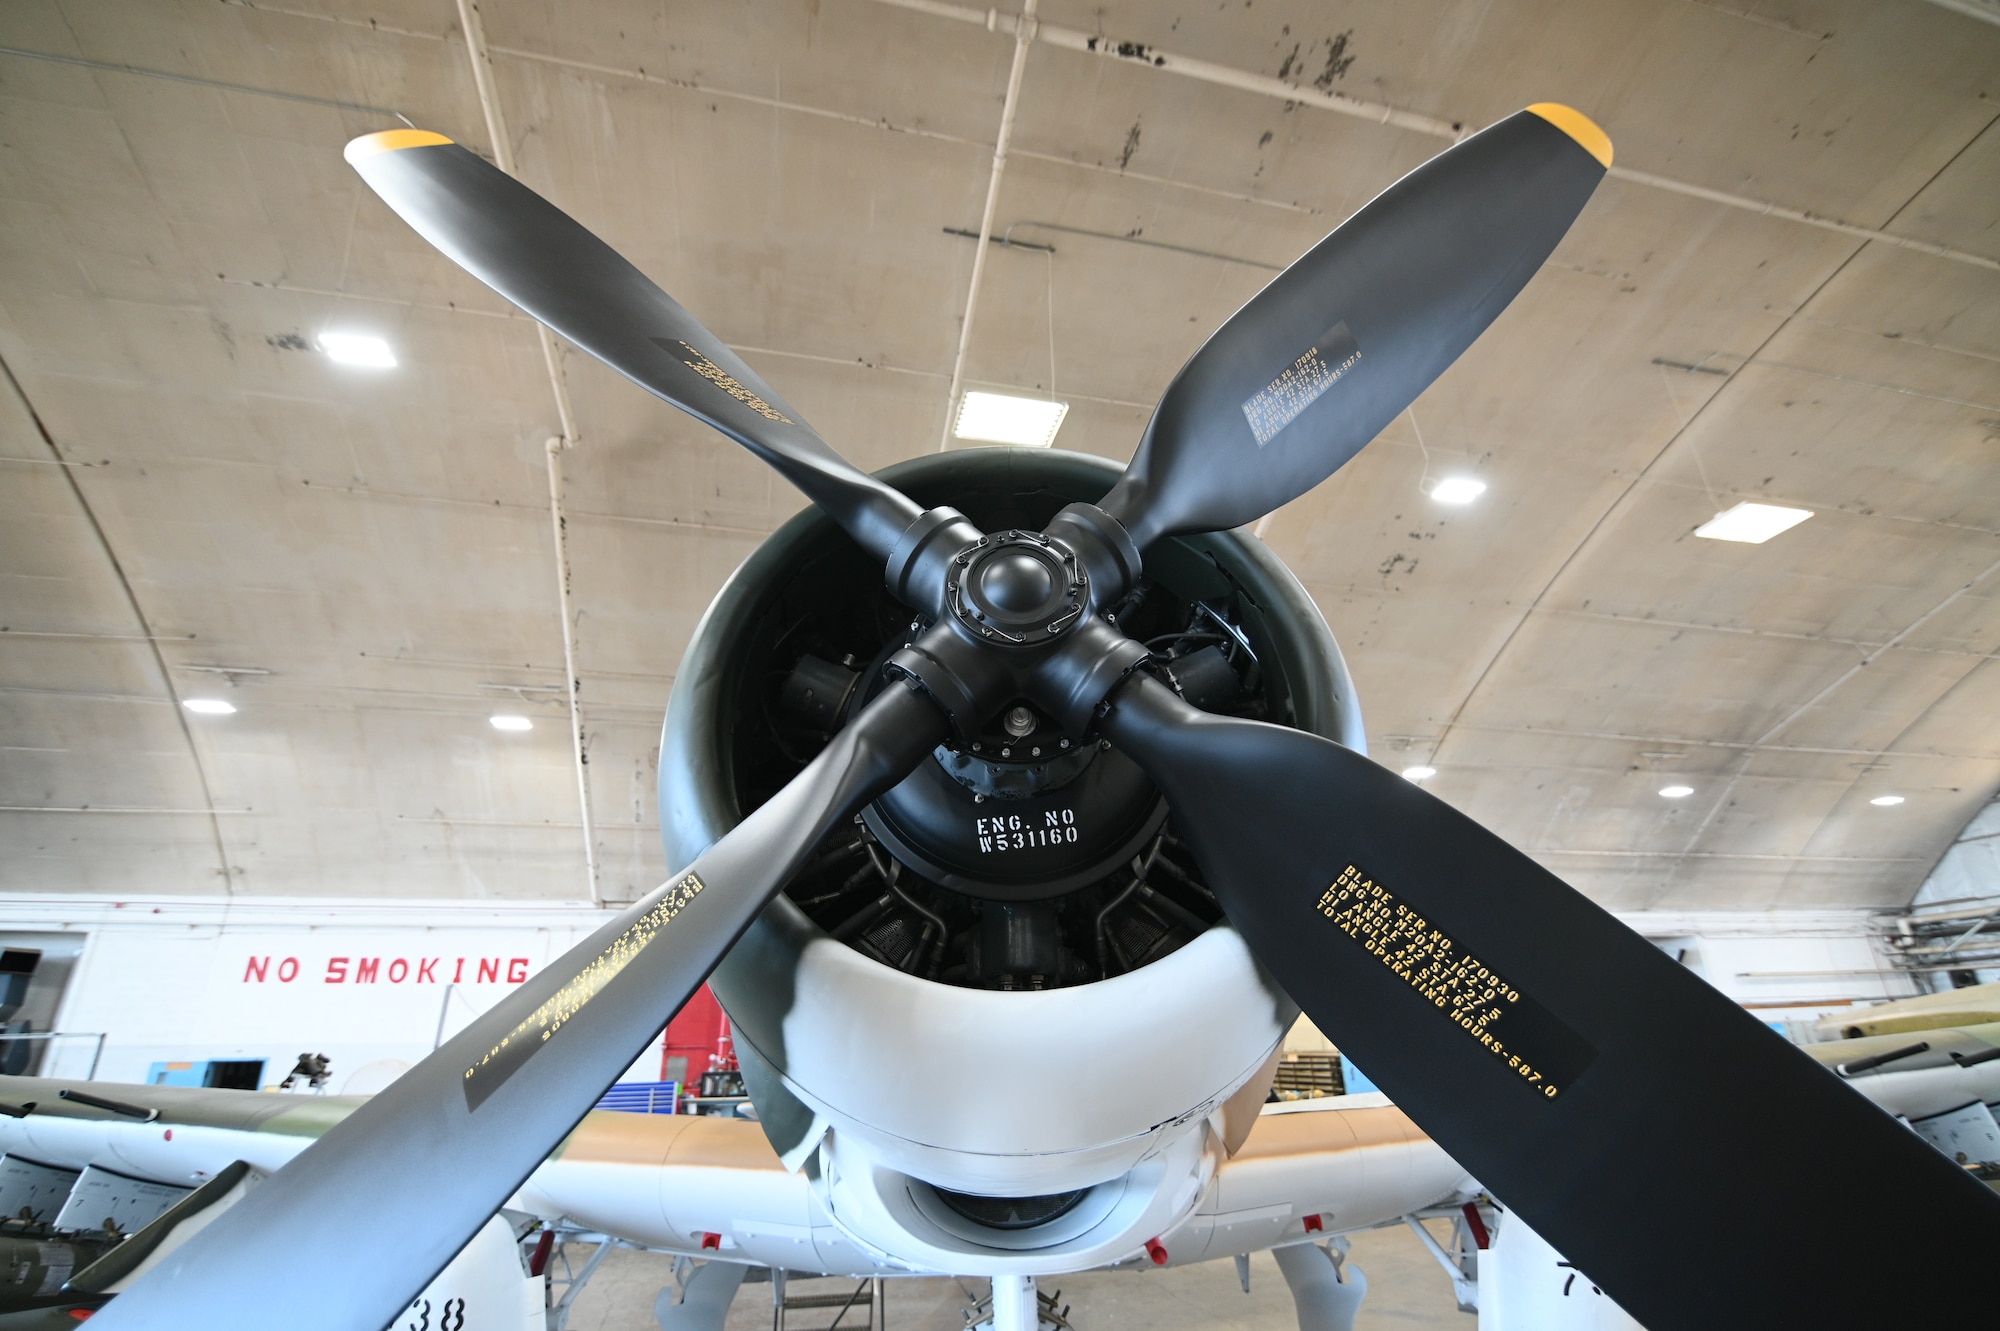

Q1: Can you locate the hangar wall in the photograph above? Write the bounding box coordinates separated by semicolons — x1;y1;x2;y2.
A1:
0;896;622;1090
1909;795;2000;985
1916;796;2000;908
0;895;1919;1090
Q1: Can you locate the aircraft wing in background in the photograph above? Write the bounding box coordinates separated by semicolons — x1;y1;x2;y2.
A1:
0;1075;1468;1327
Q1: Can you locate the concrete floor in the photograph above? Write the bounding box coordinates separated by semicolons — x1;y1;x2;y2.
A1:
560;1223;1466;1331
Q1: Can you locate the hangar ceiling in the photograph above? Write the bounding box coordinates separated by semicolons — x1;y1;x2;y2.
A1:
1;0;1996;910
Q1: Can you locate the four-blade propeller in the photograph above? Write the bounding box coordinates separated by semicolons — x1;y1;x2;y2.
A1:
97;103;2000;1331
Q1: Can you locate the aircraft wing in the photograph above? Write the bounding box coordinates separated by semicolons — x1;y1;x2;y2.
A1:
1795;1022;2000;1122
0;1076;1470;1279
1154;1096;1473;1266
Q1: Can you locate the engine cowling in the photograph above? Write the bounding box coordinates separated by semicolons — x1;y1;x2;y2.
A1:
659;448;1363;1268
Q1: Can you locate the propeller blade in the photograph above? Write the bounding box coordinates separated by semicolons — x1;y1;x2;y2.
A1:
345;129;923;562
1099;672;2000;1328
1097;106;1611;550
95;682;947;1331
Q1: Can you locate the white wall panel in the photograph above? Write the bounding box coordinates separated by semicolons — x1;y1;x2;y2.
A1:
0;896;666;1089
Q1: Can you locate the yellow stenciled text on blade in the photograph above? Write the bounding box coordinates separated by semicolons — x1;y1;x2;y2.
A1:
463;872;705;1091
676;343;793;424
1316;865;1561;1097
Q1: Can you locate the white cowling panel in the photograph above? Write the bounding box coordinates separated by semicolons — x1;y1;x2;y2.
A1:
808;1119;1221;1275
756;926;1291;1197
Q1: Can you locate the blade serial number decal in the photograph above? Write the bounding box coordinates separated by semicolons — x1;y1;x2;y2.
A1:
462;872;705;1111
1317;865;1595;1098
657;339;794;424
1241;321;1360;447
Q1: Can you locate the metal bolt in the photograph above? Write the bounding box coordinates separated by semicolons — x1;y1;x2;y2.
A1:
1059;738;1070;749
1031;746;1042;757
1001;747;1012;758
1099;738;1112;751
972;742;983;752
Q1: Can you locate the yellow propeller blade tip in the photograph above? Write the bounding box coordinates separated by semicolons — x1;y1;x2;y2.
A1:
344;128;455;165
1526;104;1612;169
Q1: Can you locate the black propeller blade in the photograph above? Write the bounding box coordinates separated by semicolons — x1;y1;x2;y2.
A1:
1096;105;1610;551
91;683;946;1331
345;129;923;562
1098;672;2000;1328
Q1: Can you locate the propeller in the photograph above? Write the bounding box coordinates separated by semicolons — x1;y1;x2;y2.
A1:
1096;105;1610;550
1098;672;2000;1328
342;130;923;562
104;98;2000;1331
88;683;946;1329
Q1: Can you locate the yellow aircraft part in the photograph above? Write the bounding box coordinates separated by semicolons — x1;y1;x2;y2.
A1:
1813;981;2000;1041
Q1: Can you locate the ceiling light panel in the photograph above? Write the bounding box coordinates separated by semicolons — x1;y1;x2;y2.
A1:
1659;785;1693;799
1430;477;1486;505
489;715;533;732
1869;795;1905;807
1402;765;1437;781
183;699;236;715
318;332;398;368
1694;502;1811;544
954;392;1068;447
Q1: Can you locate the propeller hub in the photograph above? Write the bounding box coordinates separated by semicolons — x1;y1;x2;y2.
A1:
948;532;1086;647
977;551;1055;613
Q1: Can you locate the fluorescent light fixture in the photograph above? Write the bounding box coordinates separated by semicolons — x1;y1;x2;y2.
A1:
318;331;397;368
1430;477;1486;505
1694;501;1811;544
1870;794;1905;807
182;698;236;716
1659;785;1694;799
953;392;1068;447
489;714;533;732
1401;765;1437;782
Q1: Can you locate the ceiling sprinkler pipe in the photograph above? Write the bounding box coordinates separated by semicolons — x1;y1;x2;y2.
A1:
546;438;600;902
455;0;597;899
938;0;1040;451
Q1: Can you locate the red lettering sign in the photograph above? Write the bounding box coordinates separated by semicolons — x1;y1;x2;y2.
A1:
243;954;526;987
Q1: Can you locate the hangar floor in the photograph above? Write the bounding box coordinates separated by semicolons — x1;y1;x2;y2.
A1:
562;1224;1461;1329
